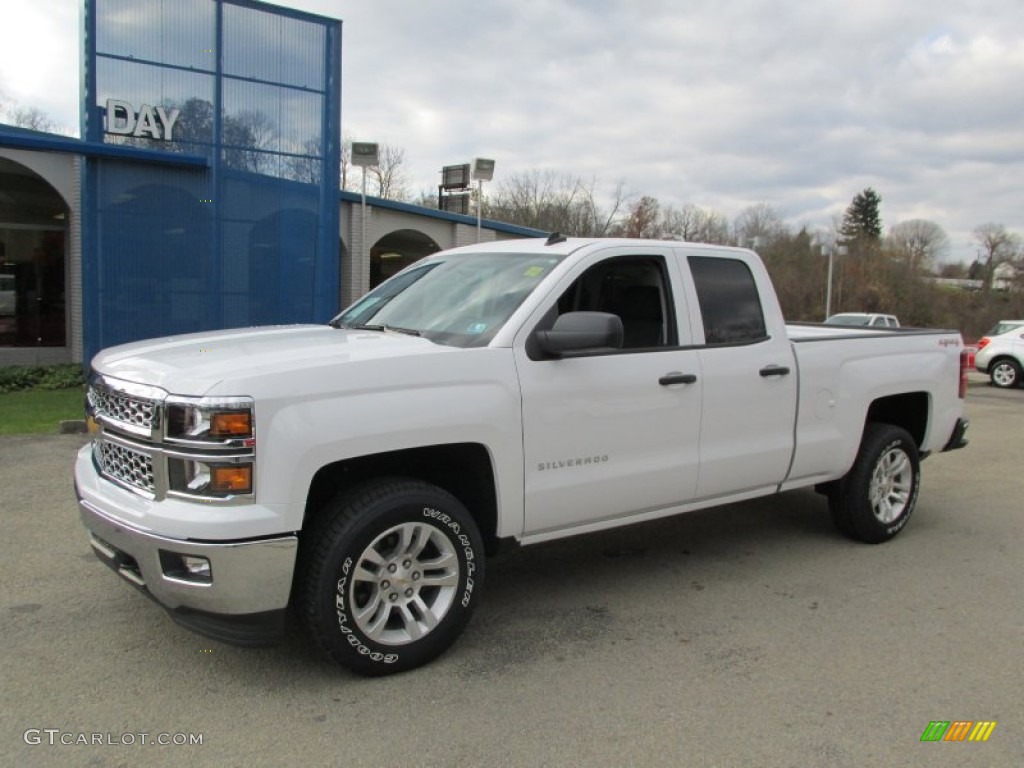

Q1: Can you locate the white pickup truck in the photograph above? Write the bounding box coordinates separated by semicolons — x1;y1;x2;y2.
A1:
75;236;969;675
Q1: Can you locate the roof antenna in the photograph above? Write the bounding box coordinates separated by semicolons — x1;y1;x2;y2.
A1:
545;232;567;245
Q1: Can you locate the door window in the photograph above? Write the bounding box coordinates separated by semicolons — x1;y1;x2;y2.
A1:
688;256;766;345
551;255;677;350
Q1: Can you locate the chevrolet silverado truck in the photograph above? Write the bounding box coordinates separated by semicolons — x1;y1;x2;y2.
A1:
75;236;970;675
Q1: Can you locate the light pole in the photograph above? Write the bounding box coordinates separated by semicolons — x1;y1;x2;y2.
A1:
821;243;847;320
350;142;379;293
471;158;495;242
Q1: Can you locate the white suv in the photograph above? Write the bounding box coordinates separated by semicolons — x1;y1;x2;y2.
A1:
974;320;1024;388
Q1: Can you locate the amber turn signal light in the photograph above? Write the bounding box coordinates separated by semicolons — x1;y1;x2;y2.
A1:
210;464;252;494
210;411;252;437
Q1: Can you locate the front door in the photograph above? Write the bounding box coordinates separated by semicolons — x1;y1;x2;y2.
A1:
514;249;703;537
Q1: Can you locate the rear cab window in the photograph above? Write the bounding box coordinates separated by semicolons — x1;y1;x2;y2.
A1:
687;256;767;345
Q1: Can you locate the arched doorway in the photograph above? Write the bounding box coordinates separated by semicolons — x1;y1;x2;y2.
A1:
0;157;69;348
370;229;440;288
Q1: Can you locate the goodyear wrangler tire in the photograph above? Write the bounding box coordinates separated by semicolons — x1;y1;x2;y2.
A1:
829;424;920;544
298;478;484;675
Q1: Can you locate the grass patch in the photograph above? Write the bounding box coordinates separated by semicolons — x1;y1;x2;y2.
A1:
0;387;85;435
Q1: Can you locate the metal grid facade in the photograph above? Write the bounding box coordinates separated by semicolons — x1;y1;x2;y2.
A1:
81;0;341;362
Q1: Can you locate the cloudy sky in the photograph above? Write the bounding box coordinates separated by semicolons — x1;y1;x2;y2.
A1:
2;0;1022;263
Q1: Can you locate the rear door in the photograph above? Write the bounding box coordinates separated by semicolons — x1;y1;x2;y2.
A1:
679;250;798;498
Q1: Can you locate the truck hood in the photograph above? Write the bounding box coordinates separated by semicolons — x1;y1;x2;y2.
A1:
91;325;451;396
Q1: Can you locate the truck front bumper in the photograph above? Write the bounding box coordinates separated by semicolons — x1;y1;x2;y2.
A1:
76;458;298;646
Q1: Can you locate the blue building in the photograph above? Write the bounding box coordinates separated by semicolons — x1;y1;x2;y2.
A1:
0;0;540;368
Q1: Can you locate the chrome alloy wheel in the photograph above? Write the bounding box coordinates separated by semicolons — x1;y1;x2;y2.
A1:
991;361;1018;388
349;522;460;646
868;447;913;524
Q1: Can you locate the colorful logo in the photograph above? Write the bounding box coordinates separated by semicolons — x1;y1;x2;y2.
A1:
920;721;997;742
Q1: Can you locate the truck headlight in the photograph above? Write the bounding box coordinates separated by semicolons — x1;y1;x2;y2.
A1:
164;396;256;499
168;458;253;498
165;396;255;445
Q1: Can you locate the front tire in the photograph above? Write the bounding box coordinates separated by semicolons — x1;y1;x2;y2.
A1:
989;358;1022;388
829;424;920;544
298;478;484;675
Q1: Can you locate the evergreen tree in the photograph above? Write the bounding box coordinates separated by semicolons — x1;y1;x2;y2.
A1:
840;188;883;245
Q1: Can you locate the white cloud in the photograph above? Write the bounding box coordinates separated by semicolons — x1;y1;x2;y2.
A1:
0;0;80;127
2;0;1022;262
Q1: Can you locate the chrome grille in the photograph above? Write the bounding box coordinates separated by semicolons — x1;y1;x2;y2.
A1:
89;384;158;432
96;440;155;494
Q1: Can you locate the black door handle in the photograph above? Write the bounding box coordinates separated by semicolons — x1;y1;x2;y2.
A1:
759;365;791;377
659;372;698;386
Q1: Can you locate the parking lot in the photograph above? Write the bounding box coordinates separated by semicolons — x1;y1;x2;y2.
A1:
2;380;1022;767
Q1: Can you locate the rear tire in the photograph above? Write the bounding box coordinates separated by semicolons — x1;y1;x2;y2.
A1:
829;424;920;544
298;478;484;675
989;358;1022;388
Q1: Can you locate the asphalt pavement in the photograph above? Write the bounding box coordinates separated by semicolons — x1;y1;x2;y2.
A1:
2;379;1022;767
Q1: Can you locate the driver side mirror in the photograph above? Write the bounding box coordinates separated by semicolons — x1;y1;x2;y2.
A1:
534;312;624;358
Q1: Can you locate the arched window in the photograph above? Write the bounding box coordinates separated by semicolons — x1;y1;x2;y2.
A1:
370;229;441;288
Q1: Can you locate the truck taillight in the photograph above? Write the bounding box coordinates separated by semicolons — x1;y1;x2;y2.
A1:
959;350;969;399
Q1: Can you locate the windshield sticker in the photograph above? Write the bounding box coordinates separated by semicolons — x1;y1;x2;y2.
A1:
467;323;488;334
523;266;546;277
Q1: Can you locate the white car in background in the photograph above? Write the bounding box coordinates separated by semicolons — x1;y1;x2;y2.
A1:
974;320;1024;388
825;312;900;328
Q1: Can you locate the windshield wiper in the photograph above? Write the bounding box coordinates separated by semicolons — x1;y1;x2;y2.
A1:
382;324;421;337
332;322;383;331
333;322;420;336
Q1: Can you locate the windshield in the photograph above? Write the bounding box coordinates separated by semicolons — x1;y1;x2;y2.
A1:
825;314;870;326
331;252;565;347
987;321;1024;336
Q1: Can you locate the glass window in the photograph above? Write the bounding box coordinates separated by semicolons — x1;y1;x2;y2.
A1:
221;79;323;176
689;256;767;345
986;321;1024;336
552;256;676;349
333;253;565;348
97;0;215;70
0;159;68;348
0;228;66;348
96;59;215;153
223;3;326;89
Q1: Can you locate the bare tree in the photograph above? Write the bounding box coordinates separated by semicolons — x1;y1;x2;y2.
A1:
887;219;950;272
366;144;409;200
733;202;787;246
487;170;627;236
974;223;1022;291
0;91;59;132
339;132;354;191
337;139;409;199
661;203;730;244
613;195;662;238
